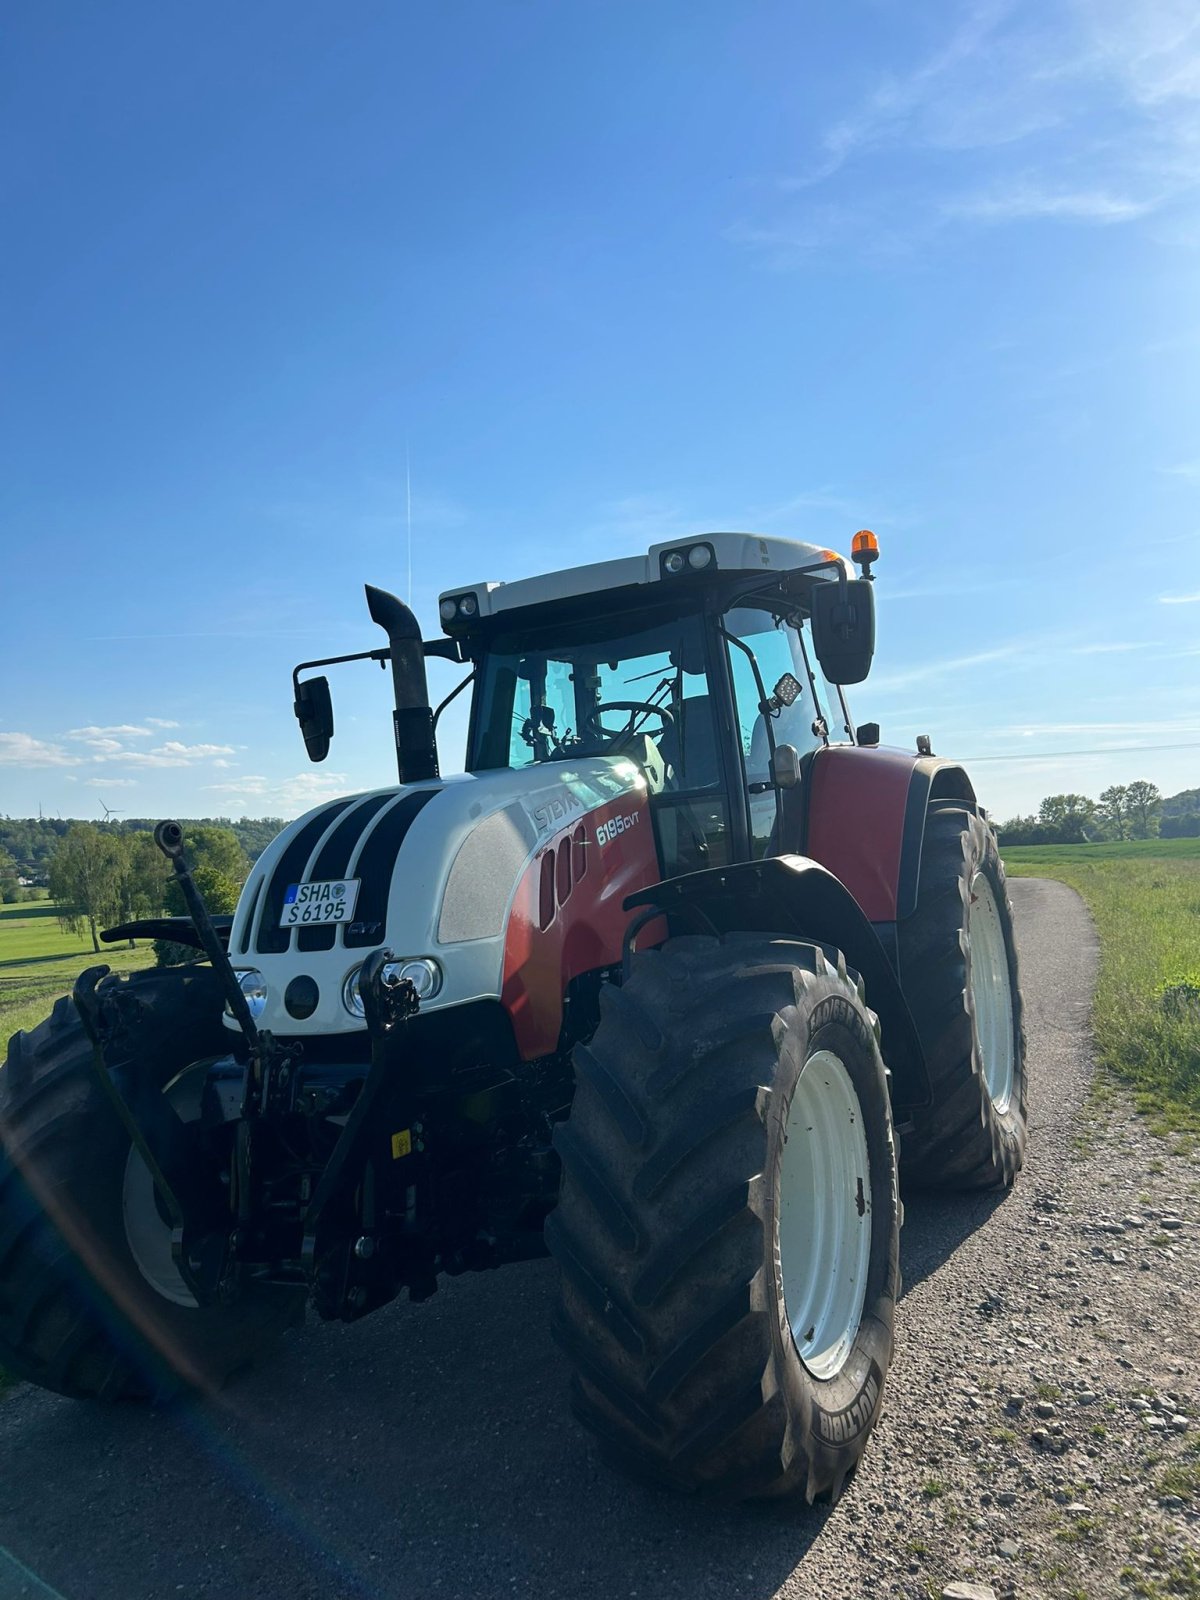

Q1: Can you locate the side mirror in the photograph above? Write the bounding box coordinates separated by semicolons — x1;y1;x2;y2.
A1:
769;743;801;789
857;721;880;746
294;675;334;763
809;578;875;685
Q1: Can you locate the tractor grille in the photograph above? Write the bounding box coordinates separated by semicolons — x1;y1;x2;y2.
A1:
253;788;441;955
296;792;394;952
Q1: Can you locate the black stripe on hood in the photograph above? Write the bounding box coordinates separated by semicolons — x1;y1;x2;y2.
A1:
255;798;355;954
297;791;395;953
343;788;441;948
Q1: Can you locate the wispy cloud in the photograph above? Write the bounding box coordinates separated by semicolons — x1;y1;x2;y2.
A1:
204;771;355;814
67;724;156;741
84;777;137;788
60;725;237;768
1069;640;1150;654
0;732;80;768
731;0;1200;264
1159;589;1200;603
942;183;1158;224
870;643;1026;693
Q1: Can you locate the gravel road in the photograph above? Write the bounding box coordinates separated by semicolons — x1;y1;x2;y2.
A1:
0;878;1196;1600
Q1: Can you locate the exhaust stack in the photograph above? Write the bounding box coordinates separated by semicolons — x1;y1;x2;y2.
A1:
365;584;440;784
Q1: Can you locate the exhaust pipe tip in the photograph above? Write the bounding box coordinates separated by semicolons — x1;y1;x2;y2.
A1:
365;584;439;785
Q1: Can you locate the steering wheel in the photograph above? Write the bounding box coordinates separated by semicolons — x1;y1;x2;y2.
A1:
582;701;675;750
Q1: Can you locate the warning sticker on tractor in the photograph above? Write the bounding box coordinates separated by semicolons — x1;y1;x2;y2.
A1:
391;1129;412;1160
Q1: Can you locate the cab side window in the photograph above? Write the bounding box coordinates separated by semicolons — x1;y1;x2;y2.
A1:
724;608;825;855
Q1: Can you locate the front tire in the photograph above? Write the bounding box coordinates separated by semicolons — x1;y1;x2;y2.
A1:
897;805;1028;1189
0;968;304;1401
547;935;900;1503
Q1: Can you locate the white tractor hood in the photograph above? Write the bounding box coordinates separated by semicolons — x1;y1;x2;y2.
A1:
223;756;651;1038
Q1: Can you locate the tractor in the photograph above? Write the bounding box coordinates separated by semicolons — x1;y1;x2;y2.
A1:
0;530;1026;1504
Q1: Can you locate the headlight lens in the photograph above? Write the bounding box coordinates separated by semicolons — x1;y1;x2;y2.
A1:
663;550;686;574
687;543;713;569
342;947;441;1011
228;969;268;1021
439;598;458;622
342;966;365;1018
342;957;443;1016
393;958;442;1001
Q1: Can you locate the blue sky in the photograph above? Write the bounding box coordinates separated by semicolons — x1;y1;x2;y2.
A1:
1;0;1197;824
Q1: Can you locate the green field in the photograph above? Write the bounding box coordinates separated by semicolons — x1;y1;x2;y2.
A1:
1002;841;1200;1137
0;902;152;1047
1000;835;1200;866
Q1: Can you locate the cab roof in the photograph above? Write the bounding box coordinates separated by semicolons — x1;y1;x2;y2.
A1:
438;531;850;634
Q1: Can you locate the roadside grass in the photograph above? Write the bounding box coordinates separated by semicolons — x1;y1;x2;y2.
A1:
1002;843;1200;1139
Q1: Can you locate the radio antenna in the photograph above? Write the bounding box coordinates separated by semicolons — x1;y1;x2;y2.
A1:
405;439;413;607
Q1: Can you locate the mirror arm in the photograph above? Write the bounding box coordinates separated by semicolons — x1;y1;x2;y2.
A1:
291;647;390;701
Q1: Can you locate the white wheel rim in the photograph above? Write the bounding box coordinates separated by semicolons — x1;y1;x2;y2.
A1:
777;1049;872;1381
968;871;1015;1114
122;1065;204;1310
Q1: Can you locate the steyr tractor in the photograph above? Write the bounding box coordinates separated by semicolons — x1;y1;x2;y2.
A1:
0;531;1026;1504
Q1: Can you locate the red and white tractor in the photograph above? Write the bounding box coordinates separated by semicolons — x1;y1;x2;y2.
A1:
0;529;1025;1504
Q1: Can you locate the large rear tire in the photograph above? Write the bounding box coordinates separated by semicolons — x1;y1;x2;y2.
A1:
897;805;1028;1189
0;967;304;1400
547;935;900;1503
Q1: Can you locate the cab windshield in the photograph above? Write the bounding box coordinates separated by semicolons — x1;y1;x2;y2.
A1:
470;610;720;792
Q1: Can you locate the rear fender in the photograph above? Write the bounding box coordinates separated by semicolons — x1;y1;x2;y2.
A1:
624;856;932;1116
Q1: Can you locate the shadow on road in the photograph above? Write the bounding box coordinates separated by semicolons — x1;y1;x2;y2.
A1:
0;1176;1007;1600
899;1182;1011;1299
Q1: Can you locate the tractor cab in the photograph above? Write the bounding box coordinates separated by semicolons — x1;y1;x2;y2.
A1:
443;532;874;871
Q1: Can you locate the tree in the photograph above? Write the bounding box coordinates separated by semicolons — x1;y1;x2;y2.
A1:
1124;779;1162;840
1097;785;1130;841
114;831;169;931
1037;793;1096;844
185;825;248;882
996;814;1053;846
155;864;242;968
0;845;21;903
48;824;124;952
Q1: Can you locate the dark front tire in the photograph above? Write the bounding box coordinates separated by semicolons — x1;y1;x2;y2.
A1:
897;805;1028;1189
547;935;900;1504
0;968;304;1401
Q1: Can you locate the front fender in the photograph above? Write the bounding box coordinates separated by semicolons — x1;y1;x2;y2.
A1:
803;746;977;921
624;856;931;1116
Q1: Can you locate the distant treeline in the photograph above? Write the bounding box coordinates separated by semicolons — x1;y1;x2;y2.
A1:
0;815;284;882
997;784;1198;847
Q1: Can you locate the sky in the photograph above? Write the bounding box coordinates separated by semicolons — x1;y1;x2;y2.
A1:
1;0;1198;826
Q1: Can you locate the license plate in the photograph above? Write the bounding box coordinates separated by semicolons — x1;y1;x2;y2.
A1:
280;878;361;928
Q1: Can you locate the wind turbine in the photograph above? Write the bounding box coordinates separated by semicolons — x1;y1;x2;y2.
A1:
98;800;123;822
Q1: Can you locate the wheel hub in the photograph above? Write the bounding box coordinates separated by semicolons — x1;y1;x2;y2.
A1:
968;872;1016;1114
777;1049;872;1381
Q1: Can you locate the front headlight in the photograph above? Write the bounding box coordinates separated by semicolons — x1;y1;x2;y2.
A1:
392;958;442;1001
228;968;268;1021
342;957;443;1016
342;965;366;1018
